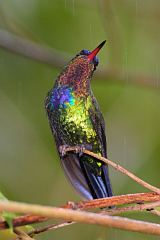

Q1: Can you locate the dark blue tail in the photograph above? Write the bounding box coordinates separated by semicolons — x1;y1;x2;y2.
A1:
80;158;113;199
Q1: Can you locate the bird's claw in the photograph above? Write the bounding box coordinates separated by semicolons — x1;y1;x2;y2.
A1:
75;144;92;157
59;144;92;157
59;145;69;157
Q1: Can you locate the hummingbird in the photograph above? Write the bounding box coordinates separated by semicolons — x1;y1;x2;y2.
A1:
45;40;113;200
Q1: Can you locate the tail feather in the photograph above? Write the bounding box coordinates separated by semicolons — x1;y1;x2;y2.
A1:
102;165;113;197
60;153;113;200
60;153;93;200
80;159;113;199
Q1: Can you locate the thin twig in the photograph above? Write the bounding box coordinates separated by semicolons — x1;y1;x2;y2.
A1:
14;228;35;240
1;201;160;236
103;201;160;215
0;29;159;89
28;221;74;237
0;192;160;230
149;210;160;217
65;147;160;195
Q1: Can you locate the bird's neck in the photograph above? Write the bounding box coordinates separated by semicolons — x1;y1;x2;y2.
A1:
55;64;93;97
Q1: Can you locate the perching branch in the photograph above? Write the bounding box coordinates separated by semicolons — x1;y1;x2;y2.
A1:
0;149;159;238
65;147;160;195
0;151;159;237
1;200;160;236
0;29;159;89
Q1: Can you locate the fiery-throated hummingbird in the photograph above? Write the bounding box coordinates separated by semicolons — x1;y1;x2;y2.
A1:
45;41;113;200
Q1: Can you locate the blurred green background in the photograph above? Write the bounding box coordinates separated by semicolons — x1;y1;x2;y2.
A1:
0;0;160;239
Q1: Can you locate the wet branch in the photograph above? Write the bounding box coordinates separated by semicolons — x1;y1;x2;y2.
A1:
0;29;159;89
1;200;160;236
27;200;160;237
0;150;160;237
0;147;160;237
65;147;160;195
0;192;160;231
14;228;35;240
28;221;74;237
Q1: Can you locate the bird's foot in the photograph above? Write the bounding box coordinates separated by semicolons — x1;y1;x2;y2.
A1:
74;144;92;157
59;145;69;157
59;144;92;157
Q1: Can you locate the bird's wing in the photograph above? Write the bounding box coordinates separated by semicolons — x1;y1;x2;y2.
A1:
82;95;113;198
89;95;107;157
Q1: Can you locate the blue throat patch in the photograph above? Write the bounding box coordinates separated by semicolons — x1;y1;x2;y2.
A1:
49;86;75;110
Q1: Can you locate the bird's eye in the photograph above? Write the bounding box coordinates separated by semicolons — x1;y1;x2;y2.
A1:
79;49;99;68
80;49;91;56
93;56;99;67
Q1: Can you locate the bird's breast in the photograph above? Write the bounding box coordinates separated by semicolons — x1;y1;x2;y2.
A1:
46;86;98;145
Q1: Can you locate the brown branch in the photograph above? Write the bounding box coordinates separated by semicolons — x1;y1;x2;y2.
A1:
14;228;35;240
62;192;160;210
65;147;160;194
28;221;74;237
150;209;160;217
103;201;160;215
0;29;159;89
28;201;160;237
0;147;159;232
0;192;160;230
1;201;160;236
0;150;159;235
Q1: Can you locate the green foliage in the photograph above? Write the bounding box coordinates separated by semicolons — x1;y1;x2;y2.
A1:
0;191;16;229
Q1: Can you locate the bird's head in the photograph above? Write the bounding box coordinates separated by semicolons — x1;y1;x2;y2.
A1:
57;41;106;89
73;40;106;74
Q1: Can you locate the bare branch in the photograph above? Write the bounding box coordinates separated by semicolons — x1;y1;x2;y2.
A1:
0;150;159;236
28;201;160;237
65;147;160;194
14;228;35;240
1;200;160;236
0;29;159;89
104;201;160;215
149;209;160;217
28;221;74;237
62;192;160;210
0;192;160;237
0;192;160;230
